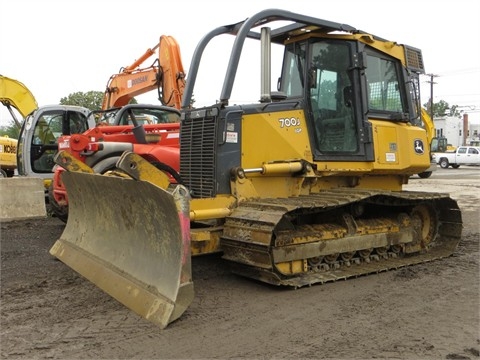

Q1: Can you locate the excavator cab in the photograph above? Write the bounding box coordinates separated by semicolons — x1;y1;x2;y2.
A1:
17;105;94;191
30;111;89;172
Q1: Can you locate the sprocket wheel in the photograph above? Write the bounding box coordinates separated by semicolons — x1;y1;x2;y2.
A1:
410;204;438;249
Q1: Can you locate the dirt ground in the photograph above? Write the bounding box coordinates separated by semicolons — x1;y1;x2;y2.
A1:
1;172;479;360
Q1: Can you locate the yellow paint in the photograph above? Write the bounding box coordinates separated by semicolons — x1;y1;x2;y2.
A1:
276;260;305;275
242;110;313;168
371;120;430;172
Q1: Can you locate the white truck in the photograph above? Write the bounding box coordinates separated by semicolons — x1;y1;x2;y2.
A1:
432;146;480;168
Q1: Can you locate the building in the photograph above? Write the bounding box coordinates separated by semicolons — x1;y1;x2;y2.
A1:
433;113;480;147
468;122;480;146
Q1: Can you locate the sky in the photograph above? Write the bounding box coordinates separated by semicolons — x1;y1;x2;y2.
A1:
1;0;479;126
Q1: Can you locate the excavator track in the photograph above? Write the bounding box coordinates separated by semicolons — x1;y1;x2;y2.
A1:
220;189;462;288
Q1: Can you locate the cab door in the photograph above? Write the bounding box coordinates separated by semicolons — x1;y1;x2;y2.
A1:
17;106;91;181
465;147;480;165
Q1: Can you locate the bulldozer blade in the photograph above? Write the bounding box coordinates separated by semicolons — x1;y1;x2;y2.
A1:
50;171;193;329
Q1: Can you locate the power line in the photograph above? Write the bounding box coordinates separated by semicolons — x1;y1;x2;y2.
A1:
437;68;480;77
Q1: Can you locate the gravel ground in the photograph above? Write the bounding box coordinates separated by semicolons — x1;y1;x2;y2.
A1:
1;174;479;359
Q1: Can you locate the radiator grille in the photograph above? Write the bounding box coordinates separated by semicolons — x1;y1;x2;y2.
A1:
180;110;217;198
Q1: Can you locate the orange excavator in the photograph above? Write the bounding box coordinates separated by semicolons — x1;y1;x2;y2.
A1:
102;35;185;110
48;36;186;221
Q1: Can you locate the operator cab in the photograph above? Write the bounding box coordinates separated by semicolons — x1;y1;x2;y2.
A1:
278;36;422;162
17;106;92;178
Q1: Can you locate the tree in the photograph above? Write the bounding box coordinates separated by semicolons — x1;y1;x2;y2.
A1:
446;104;462;117
1;90;104;137
0;121;20;138
423;99;461;117
59;91;139;111
60;91;104;111
0;90;145;137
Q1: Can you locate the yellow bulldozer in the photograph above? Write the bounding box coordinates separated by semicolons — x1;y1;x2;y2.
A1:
51;9;463;329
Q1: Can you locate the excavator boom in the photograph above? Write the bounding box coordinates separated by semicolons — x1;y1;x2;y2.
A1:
102;35;185;110
0;75;38;127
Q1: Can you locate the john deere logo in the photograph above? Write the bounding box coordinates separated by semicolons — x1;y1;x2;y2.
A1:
414;139;424;154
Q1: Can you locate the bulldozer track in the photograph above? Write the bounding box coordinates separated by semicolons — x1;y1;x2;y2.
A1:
221;189;463;288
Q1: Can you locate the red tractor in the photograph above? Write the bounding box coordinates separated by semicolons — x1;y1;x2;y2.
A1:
49;104;182;221
49;35;186;221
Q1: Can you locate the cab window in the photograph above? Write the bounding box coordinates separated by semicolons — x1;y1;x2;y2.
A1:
309;41;357;153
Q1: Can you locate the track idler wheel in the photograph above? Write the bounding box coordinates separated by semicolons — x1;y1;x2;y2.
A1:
406;204;438;253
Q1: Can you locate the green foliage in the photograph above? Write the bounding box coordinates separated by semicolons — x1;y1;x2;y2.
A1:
59;91;140;110
0;120;20;139
0;90;145;138
60;91;104;111
423;99;461;117
445;104;461;117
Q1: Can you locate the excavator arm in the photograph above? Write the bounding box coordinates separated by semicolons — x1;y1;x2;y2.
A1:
421;108;434;146
102;36;186;110
420;107;449;153
0;75;38;128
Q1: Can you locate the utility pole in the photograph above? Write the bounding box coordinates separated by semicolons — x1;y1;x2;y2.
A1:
425;73;438;120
